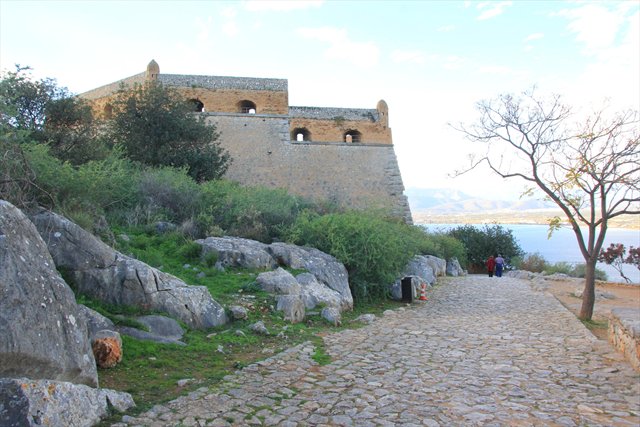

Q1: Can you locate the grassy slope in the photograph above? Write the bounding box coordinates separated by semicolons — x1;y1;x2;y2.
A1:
92;229;402;422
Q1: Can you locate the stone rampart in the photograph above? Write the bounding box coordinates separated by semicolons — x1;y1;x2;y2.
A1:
609;308;640;371
208;114;411;222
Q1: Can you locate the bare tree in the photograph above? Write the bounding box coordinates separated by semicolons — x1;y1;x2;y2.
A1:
454;89;640;320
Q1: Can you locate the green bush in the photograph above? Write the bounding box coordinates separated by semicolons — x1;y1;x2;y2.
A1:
544;262;607;281
447;224;524;273
200;180;309;242
286;210;451;303
513;252;548;273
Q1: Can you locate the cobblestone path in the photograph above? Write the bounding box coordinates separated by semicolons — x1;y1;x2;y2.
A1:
116;276;640;426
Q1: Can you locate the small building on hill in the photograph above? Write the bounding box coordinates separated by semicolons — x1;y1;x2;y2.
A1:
80;60;412;223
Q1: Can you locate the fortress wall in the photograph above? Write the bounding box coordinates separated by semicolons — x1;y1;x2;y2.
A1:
289;117;392;144
207;114;412;222
174;87;289;115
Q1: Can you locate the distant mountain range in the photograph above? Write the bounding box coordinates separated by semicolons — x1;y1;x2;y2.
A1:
405;188;555;214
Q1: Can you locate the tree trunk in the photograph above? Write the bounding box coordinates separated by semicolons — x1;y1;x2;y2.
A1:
579;260;597;320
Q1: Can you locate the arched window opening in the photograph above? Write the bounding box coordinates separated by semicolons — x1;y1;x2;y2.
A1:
344;130;362;143
238;100;257;114
291;127;311;142
103;104;113;119
189;99;204;112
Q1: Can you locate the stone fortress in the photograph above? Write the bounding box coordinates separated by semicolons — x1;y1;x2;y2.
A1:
80;60;412;222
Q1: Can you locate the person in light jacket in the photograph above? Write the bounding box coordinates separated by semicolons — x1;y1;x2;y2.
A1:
495;254;505;277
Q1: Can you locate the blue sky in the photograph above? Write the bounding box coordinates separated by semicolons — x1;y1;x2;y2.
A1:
1;0;638;201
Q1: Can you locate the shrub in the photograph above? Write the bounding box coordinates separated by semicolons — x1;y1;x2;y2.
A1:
544;262;608;281
286;210;451;303
513;252;548;273
447;224;524;272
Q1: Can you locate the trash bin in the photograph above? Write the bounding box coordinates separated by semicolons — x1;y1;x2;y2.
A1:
401;277;413;303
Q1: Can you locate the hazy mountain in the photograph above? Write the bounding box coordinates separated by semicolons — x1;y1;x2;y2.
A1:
405;188;555;214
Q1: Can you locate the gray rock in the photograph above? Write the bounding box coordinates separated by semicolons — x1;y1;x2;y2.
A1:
229;305;249;320
505;270;537;280
446;258;466;276
77;305;115;338
250;321;269;335
116;326;186;346
136;315;185;341
276;295;306;323
424;255;447;277
269;242;353;310
196;236;276;269
296;273;343;309
404;255;437;285
321;306;342;326
256;267;301;295
0;201;98;387
0;377;134;427
355;314;376;324
30;209;227;330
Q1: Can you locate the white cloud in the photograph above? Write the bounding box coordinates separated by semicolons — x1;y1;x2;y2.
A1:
478;65;512;74
476;1;512;21
243;0;323;12
556;3;625;52
524;32;544;42
391;50;426;65
196;16;214;42
437;24;456;32
297;27;380;68
220;6;239;38
443;55;465;70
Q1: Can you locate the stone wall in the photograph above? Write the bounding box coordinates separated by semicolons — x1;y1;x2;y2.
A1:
208;113;411;222
608;308;640;371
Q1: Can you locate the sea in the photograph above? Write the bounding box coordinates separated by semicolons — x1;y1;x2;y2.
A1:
421;223;640;284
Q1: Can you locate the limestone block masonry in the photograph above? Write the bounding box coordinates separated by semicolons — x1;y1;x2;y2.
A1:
80;60;412;223
609;308;640;371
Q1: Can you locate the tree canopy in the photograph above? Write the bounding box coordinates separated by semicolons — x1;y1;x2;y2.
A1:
456;88;639;320
106;81;231;182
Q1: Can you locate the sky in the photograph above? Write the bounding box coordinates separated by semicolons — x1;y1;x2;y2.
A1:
1;0;639;202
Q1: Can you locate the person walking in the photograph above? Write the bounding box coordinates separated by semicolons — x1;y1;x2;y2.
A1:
486;255;496;277
495;254;505;277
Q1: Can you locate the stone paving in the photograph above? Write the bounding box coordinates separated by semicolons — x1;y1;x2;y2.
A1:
115;276;640;426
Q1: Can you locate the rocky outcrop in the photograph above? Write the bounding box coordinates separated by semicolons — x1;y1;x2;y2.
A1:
31;209;227;330
446;258;466;276
0;378;134;427
268;242;352;310
424;255;447;277
196;236;276;270
404;255;437;285
0;201;98;387
197;237;353;312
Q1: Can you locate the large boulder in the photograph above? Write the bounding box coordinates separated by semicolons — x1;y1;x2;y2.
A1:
0;201;98;387
404;255;437;285
196;236;276;270
256;268;301;295
268;242;353;310
446;258;466;277
30;209;227;330
424;255;447;277
295;273;342;309
0;378;134;427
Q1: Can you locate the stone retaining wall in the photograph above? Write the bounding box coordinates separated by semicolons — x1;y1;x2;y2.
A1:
608;308;640;371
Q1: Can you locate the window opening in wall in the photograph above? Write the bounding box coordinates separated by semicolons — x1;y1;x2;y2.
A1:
291;127;311;142
189;99;205;112
238;100;257;114
344;130;362;143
